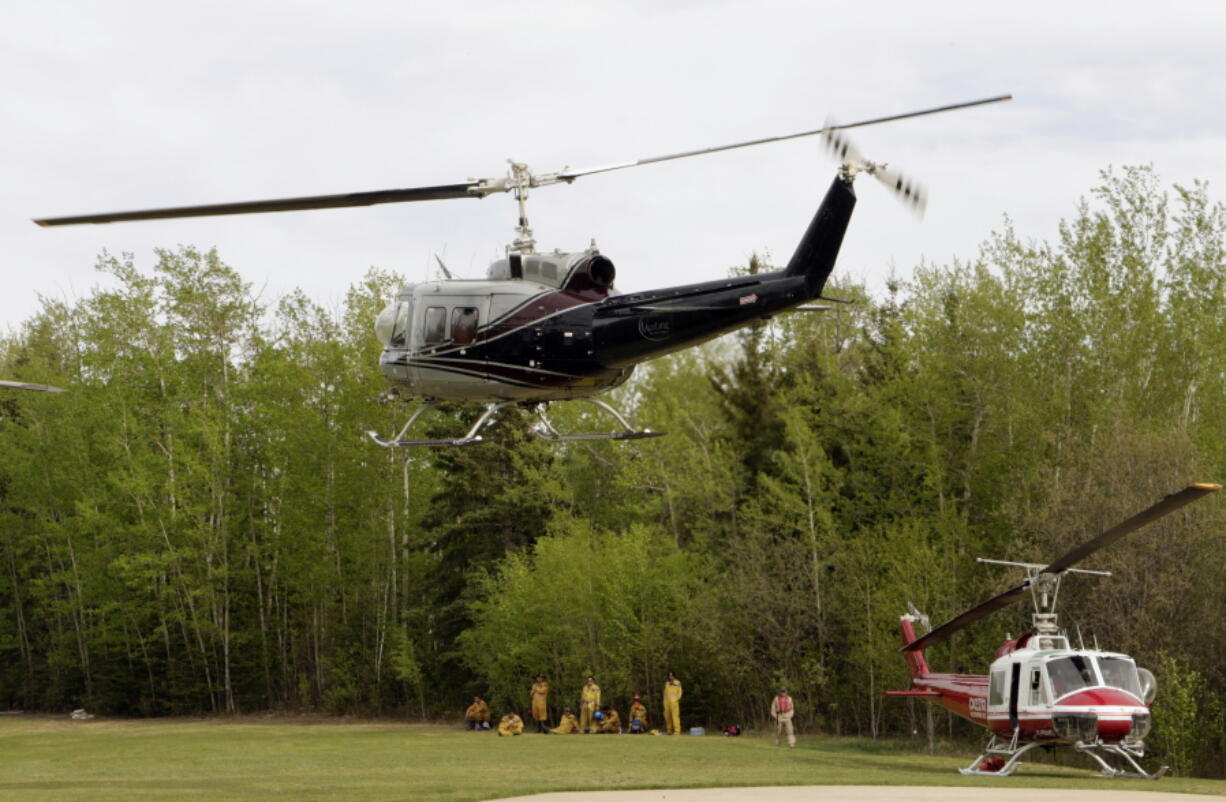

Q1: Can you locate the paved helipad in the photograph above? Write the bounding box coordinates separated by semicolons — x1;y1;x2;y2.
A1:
496;787;1224;801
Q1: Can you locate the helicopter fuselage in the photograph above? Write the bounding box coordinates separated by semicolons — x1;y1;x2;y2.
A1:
892;617;1153;746
375;174;856;404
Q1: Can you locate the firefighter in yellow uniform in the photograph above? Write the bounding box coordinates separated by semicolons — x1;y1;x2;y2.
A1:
530;674;550;733
464;696;491;730
628;694;649;734
663;671;683;735
598;705;622;733
550;707;580;734
579;676;601;733
498;711;524;736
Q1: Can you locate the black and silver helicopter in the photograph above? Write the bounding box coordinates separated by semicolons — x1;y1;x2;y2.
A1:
35;95;1010;446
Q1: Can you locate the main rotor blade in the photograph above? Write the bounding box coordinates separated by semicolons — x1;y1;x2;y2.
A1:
0;379;65;393
556;95;1012;181
901;583;1029;653
1043;482;1220;575
901;482;1220;653
34;182;480;226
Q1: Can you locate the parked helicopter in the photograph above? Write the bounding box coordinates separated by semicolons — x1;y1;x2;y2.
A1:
887;482;1220;779
34;95;1010;446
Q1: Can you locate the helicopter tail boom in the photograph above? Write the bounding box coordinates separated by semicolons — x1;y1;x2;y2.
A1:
782;174;856;298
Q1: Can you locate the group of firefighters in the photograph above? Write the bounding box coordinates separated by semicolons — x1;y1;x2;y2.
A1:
463;672;798;747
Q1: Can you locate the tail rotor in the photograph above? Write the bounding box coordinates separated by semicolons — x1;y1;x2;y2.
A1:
821;117;928;218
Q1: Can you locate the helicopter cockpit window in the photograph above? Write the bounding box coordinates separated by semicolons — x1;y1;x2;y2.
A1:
1047;656;1097;700
424;306;447;345
451;307;479;345
1098;656;1143;698
391;302;411;347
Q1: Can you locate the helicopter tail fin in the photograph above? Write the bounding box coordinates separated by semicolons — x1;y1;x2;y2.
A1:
783;174;856;298
900;613;931;679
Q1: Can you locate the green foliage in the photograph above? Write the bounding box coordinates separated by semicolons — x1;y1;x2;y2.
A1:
4;166;1226;776
459;517;700;714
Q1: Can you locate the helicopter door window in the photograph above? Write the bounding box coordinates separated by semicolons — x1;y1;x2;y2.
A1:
1029;667;1044;706
988;670;1006;706
424;306;447;345
451;307;479;345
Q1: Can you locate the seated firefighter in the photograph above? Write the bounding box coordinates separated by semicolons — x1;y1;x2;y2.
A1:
549;708;580;734
465;696;491;730
597;705;622;734
627;694;649;733
498;711;525;737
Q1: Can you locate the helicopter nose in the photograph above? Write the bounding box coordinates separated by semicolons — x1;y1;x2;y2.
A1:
1052;713;1098;743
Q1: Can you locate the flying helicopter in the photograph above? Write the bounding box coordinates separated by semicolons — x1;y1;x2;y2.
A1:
34;95;1010;447
887;482;1220;779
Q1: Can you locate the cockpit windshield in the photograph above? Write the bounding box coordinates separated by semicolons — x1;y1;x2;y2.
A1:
1097;656;1143;698
1047;655;1097;699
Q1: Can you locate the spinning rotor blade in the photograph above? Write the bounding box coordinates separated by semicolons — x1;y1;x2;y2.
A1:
34;183;480;226
0;379;65;393
870;164;928;218
1043;482;1220;575
902;583;1029;653
822;117;927;217
901;482;1220;653
554;95;1011;181
33;94;1010;227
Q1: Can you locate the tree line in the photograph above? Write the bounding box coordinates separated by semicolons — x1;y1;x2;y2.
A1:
2;166;1225;776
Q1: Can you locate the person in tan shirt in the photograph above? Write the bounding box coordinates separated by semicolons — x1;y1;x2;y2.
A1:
549;707;580;734
530;674;550;733
628;694;649;734
663;671;683;735
597;705;622;733
579;676;601;733
464;696;490;730
498;711;524;737
770;687;796;748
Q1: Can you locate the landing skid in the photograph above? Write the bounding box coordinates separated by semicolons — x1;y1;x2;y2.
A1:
959;733;1167;779
531;398;665;443
367;398;664;448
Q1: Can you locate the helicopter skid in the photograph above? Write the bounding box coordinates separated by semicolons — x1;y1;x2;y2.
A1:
530;397;664;443
1075;741;1168;780
958;734;1167;779
367;400;512;449
366;432;486;448
958;733;1041;777
367;397;662;448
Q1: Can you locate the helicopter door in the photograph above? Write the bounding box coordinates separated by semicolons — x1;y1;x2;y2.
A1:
1008;662;1021;732
411;296;490;397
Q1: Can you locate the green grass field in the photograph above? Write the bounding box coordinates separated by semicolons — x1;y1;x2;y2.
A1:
0;716;1224;801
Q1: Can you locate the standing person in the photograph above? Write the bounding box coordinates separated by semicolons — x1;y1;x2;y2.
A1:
465;696;491;730
530;674;550;733
771;687;796;748
628;694;649;734
663;671;683;735
579;675;602;734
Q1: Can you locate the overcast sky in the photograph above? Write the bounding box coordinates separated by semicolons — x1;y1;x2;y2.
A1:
4;1;1225;329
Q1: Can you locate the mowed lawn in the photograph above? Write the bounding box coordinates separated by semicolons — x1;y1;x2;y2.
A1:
1;716;1225;801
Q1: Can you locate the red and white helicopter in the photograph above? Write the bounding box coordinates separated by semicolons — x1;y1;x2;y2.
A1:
888;482;1220;778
